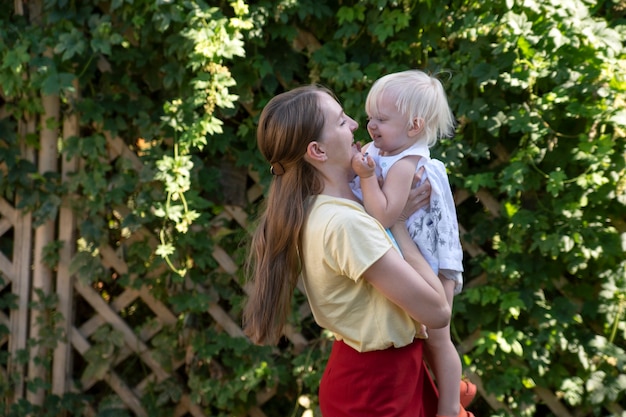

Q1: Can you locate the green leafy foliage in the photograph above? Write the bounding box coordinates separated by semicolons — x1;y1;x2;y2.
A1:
0;0;624;416
82;326;125;381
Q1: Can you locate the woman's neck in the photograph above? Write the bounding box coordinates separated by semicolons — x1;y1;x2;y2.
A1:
320;175;360;202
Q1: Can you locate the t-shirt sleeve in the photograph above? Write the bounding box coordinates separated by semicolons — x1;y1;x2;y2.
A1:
323;209;395;282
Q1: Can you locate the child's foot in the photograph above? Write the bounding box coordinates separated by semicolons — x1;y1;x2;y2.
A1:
460;379;477;407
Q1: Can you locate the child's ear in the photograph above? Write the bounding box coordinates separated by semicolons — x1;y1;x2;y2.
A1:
408;117;424;137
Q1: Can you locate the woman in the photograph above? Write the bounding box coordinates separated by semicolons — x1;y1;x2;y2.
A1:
243;84;450;417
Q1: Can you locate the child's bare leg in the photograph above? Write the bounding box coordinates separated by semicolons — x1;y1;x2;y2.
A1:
424;278;461;417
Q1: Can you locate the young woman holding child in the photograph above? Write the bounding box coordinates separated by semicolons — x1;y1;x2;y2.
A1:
243;84;451;417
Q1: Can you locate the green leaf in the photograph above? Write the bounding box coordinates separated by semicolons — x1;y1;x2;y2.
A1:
547;169;567;196
155;243;176;257
464;172;496;193
41;72;76;95
169;291;216;313
69;250;104;285
55;30;86;60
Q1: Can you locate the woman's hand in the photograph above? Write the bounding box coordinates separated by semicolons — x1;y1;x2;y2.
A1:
399;167;431;222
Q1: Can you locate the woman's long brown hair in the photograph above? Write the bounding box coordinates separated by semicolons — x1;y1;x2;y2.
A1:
243;85;332;345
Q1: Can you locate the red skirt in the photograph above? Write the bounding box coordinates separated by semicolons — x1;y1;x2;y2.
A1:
319;339;438;417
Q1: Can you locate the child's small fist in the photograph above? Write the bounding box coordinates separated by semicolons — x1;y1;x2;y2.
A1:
352;152;376;178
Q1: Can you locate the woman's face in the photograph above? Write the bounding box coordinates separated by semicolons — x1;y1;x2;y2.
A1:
316;92;360;170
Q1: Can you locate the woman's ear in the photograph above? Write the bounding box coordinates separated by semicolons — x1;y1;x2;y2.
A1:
305;141;327;162
408;117;424;137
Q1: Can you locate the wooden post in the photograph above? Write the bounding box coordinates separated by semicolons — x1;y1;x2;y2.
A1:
13;0;24;15
5;0;29;404
9;117;35;402
52;79;79;397
27;46;59;405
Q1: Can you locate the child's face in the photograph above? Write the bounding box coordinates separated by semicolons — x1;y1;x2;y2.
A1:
366;93;412;156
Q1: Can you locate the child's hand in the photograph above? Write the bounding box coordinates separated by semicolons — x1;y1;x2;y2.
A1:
351;151;376;178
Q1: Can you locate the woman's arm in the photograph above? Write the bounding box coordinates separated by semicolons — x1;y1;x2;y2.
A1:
361;166;447;329
362;245;450;329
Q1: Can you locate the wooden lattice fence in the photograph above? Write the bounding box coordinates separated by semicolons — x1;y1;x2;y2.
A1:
0;127;280;415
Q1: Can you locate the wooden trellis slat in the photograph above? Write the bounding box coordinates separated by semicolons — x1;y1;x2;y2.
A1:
173;394;207;417
535;385;575;417
103;371;147;417
0;250;13;284
0;312;9;346
0;198;15;232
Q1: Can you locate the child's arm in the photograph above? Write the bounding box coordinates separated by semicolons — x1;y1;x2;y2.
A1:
359;155;420;228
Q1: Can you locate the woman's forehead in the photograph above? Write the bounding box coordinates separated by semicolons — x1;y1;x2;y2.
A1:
318;93;343;118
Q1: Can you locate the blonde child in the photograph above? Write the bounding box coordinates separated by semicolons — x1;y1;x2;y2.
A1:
351;70;476;417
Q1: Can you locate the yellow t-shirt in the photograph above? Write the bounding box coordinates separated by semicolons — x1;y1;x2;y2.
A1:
301;194;423;352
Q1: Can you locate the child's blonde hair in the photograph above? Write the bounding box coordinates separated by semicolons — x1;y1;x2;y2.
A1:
366;69;455;147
